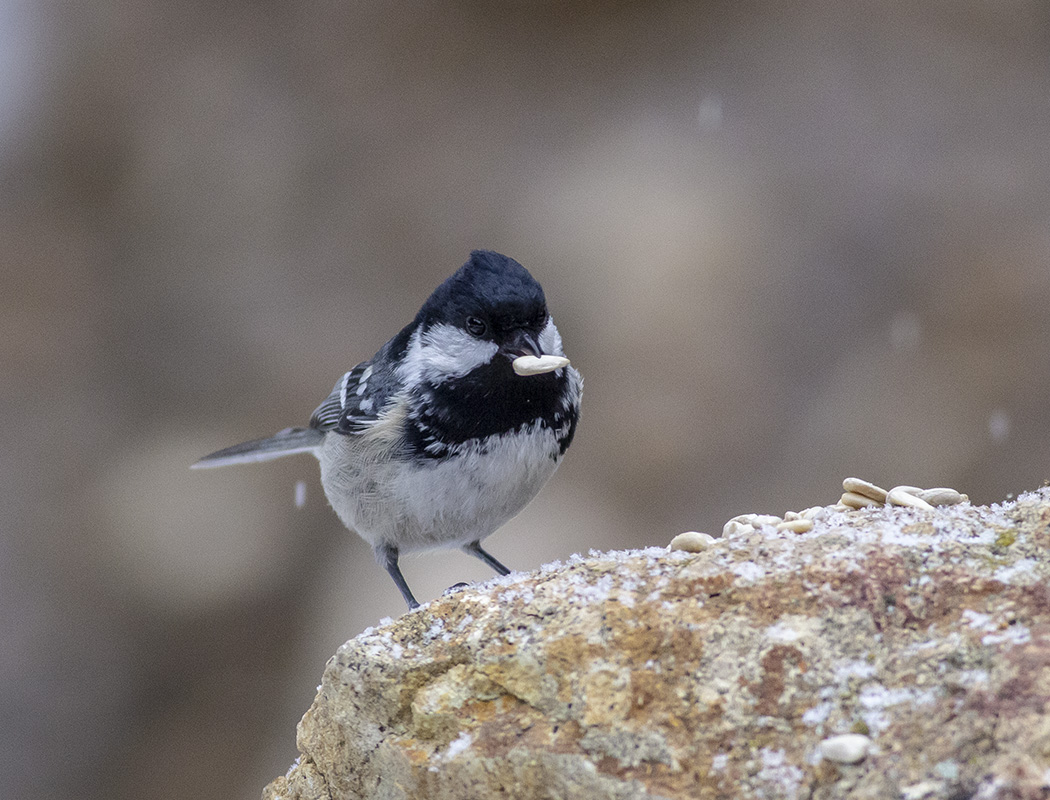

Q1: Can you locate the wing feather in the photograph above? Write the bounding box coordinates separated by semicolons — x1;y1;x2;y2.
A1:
309;362;381;433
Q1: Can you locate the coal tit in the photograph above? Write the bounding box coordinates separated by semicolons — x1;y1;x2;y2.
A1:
193;250;582;609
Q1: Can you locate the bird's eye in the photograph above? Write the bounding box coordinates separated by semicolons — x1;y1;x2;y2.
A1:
465;316;487;337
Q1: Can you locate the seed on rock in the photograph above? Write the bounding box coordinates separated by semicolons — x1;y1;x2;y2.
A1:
887;486;935;510
800;506;825;520
901;782;945;800
841;491;879;510
783;511;801;521
819;733;871;764
669;531;716;552
748;514;784;528
723;514;782;534
722;520;754;537
777;518;814;533
842;477;888;503
893;485;925;497
917;487;965;506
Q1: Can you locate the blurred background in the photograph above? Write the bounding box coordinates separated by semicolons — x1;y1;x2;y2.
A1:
5;0;1050;797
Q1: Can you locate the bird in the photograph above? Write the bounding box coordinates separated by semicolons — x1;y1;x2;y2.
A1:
193;250;582;610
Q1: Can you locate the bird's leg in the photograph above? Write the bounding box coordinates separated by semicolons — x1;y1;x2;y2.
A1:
376;544;420;609
462;540;512;576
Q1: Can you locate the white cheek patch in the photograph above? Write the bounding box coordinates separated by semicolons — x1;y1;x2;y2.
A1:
398;323;499;385
538;317;565;357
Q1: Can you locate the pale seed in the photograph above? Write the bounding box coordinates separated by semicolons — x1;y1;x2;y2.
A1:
728;514;756;525
669;531;716;552
722;520;755;538
820;733;871;764
842;477;888;503
887;486;935;510
841;491;879;510
727;513;782;528
917;487;965;506
893;485;925;496
511;354;570;376
777;518;814;533
749;514;784;527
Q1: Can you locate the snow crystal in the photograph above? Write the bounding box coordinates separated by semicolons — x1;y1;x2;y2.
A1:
963;610;995;631
801;701;834;726
982;625;1031;648
934;760;960;781
731;561;766;583
988;409;1011;442
833;660;877;681
993;558;1038;584
445;731;473;760
757;748;804;798
764;622;801;644
857;684;938;733
859;685;935;709
572;573;614;604
910;638;940;651
954;669;990;685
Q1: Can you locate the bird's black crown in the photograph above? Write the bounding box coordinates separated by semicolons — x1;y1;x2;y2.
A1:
417;250;547;332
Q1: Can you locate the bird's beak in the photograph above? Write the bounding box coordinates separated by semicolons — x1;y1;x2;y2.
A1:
501;329;543;359
502;328;570;376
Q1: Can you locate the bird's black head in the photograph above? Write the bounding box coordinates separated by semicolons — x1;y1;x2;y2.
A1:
402;251;577;456
417;250;549;353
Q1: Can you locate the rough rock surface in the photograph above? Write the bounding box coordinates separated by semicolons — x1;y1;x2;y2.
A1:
264;489;1050;800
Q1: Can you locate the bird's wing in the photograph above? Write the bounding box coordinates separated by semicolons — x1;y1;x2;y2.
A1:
310;361;383;434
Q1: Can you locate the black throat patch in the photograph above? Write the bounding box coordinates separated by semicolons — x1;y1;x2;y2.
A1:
405;358;577;460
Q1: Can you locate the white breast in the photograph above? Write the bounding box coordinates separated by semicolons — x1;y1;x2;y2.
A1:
317;421;563;553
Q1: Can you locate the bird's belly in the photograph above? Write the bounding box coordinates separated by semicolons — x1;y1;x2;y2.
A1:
318;424;562;552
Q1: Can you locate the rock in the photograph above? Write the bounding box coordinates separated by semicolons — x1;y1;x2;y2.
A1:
264;489;1050;800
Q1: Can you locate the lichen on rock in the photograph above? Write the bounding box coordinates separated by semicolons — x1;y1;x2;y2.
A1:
264;488;1050;800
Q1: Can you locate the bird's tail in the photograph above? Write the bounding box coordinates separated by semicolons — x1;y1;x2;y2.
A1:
191;427;324;469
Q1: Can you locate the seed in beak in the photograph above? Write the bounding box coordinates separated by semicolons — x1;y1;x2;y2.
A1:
512;354;570;376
